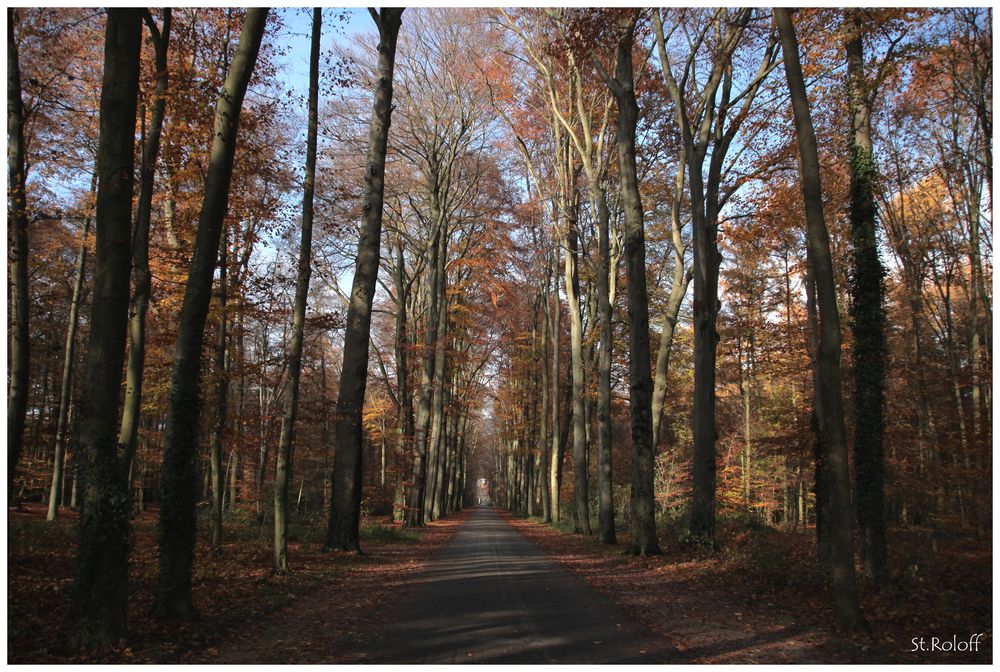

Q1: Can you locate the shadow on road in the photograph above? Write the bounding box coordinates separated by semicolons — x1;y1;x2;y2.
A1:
360;507;678;664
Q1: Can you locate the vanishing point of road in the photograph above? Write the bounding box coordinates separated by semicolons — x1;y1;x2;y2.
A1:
362;506;677;664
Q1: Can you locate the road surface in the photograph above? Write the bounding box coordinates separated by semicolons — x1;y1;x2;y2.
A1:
362;506;675;664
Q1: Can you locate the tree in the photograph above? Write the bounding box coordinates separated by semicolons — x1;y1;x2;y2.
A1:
7;8;31;500
844;8;888;586
775;6;863;630
326;8;404;551
654;8;779;546
47;192;93;521
118;8;172;479
597;10;659;556
156;8;268;619
557;13;618;543
209;224;228;554
69;8;143;648
274;7;321;574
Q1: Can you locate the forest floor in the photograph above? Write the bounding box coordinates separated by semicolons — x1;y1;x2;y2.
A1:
504;511;992;664
8;502;990;664
8;502;468;663
345;506;675;663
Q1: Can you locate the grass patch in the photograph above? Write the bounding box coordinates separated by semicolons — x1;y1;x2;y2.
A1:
360;522;418;543
547;518;577;535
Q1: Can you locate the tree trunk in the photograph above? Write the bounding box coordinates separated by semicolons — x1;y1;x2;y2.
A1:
548;251;562;522
844;9;888;586
604;14;660;556
393;234;413;522
29;360;51;462
775;7;863;630
592;181;615;544
804;250;831;565
565;217;590;535
405;211;443;527
156;9;267;619
406;243;435;527
227;449;238;510
7;8;31;499
69;8;143;648
118;9;171;477
320;354;332;517
326;8;403;551
652;9;773;548
538;293;552;522
48;178;94;521
275;7;320;574
651;147;691;447
209;228;228;555
688;138;721;547
424;218;449;522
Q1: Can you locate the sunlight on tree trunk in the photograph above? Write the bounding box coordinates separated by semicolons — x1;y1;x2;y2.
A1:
327;8;403;551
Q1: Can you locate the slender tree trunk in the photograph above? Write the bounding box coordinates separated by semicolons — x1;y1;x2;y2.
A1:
454;421;467;511
209;228;228;555
393;235;412;522
326;9;403;551
69;9;143;648
548;252;562;522
226;449;237;510
274;7;320;574
737;340;753;512
7;8;31;499
844;10;888;586
603;15;659;555
556;373;572;514
538;295;552;522
156;9;267;619
118;9;171;476
406;218;441;527
321;354;332;517
424;221;449;522
406;255;435;527
564;219;590;535
688;139;721;546
776;7;863;630
592;180;615;544
30;361;51;462
942;281;970;455
651;148;691;446
48;179;94;521
443;411;455;512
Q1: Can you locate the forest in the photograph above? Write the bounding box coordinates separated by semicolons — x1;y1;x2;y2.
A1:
7;6;992;664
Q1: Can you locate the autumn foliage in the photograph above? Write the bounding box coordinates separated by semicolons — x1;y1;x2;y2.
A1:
7;6;991;663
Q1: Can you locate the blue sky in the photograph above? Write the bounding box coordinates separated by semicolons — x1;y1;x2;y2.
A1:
271;7;374;96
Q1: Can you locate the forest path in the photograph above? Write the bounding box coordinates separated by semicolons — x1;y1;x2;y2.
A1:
353;506;677;664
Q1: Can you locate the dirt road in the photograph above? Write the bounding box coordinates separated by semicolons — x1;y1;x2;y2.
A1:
357;506;676;664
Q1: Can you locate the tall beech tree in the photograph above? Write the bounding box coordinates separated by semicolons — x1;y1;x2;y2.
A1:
547;250;563;521
275;7;321;574
654;8;779;546
209;226;228;554
563;168;589;536
118;8;171;478
597;10;659;556
326;8;403;551
561;27;617;544
775;7;863;630
69;8;143;648
498;10;594;533
7;8;31;498
156;8;267;618
47;192;93;521
844;8;888;586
